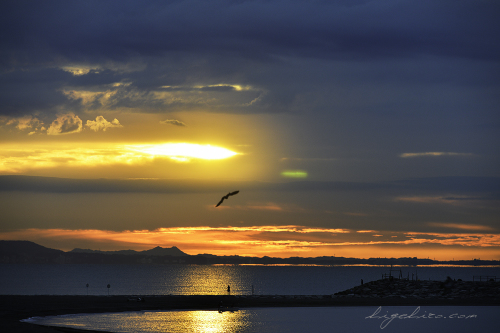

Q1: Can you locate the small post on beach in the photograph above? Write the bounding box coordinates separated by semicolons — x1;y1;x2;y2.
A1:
107;284;111;296
86;283;89;295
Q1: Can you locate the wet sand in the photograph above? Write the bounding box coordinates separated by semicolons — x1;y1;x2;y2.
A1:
2;293;499;333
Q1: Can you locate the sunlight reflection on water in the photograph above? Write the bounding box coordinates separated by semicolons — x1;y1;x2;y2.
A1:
27;306;498;333
3;264;500;296
33;310;251;333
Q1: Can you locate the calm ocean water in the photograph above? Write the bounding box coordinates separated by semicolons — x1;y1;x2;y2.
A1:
24;306;499;333
8;264;499;332
1;264;500;295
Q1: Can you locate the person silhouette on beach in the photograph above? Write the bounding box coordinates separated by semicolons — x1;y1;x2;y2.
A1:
227;285;230;293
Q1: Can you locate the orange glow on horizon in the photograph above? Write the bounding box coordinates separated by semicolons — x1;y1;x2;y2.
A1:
427;222;494;231
1;226;499;260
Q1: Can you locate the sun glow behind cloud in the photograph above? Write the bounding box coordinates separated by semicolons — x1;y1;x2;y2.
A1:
127;143;238;161
0;143;238;173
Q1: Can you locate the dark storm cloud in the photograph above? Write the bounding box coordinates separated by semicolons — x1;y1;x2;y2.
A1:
1;175;498;233
1;0;498;66
0;68;71;115
0;0;498;116
158;85;244;92
0;175;246;194
65;70;128;88
1;175;498;197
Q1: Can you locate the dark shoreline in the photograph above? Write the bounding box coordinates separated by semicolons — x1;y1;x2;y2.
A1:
2;294;500;333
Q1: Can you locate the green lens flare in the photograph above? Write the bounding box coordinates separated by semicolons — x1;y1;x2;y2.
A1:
281;170;308;178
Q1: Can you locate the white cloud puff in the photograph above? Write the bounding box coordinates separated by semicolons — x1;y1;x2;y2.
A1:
86;116;123;132
47;113;83;135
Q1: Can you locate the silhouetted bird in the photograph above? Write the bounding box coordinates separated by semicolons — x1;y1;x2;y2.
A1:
216;191;239;207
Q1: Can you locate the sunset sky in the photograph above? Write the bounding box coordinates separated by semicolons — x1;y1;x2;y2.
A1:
1;0;499;260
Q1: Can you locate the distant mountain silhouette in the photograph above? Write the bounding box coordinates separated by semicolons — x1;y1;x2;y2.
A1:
0;241;193;264
0;240;64;263
141;246;187;256
1;240;499;266
70;246;188;257
70;248;138;255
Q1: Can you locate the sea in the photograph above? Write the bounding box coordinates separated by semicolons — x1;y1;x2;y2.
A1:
2;263;499;296
3;264;500;332
21;306;499;333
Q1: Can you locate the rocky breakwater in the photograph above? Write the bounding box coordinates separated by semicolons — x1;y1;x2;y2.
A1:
334;277;500;302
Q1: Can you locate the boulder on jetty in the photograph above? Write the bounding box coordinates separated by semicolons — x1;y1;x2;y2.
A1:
334;277;500;300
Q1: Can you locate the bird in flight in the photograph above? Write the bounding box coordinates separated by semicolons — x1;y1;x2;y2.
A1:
215;191;239;207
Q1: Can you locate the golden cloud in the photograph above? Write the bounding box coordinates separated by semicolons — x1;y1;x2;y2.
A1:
160;119;186;127
47;113;83;135
1;115;45;134
86;116;123;132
